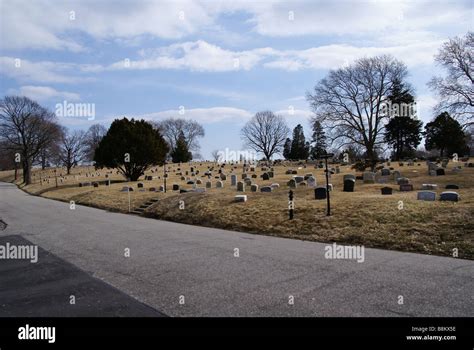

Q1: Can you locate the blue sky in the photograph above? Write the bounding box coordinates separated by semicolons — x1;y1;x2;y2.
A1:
0;0;472;159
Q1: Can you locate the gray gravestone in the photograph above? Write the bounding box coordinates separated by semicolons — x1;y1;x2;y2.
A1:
417;191;436;201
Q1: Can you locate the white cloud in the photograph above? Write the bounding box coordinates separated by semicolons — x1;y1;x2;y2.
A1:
110;39;442;73
7;85;81;102
0;0;471;52
0;0;212;51
110;41;271;72
131;107;253;124
0;56;93;83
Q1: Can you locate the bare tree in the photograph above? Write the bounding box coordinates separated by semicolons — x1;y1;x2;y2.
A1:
154;118;205;154
84;123;107;161
58;129;87;175
211;149;221;162
428;32;473;127
0;96;61;184
306;55;409;166
241;111;290;160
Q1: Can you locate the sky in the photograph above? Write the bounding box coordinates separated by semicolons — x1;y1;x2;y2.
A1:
0;0;472;159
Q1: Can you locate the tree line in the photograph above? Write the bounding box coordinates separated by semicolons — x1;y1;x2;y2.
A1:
0;101;205;183
241;32;473;166
0;32;472;182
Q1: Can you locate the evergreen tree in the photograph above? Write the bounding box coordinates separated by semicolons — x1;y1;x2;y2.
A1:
385;117;423;160
283;138;292;160
309;119;327;159
171;131;193;163
384;79;422;160
425;112;468;157
289;124;308;160
94;118;168;181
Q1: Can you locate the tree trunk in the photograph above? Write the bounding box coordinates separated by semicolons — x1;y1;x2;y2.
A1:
23;159;32;185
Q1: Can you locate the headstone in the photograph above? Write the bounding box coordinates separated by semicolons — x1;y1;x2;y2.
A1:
445;184;459;189
381;187;392;195
251;174;257;178
294;176;304;183
121;186;133;192
304;173;314;180
307;176;316;188
241;174;247;179
287;179;296;188
137;182;144;188
335;166;340;174
244;178;252;186
381;168;391;176
149;187;157;192
186;180;195;185
250;184;259;192
343;179;355;192
93;182;99;188
145;175;153;181
343;174;356;182
397;177;410;185
262;173;270;181
260;186;272;193
268;171;274;178
298;182;307;187
220;173;227;181
158;185;165;192
399;184;414;191
196;179;202;185
314;187;327;200
270;183;280;189
393;171;401;180
172;184;180;191
363;172;375;184
436;168;445;176
216;181;224;188
417;191;436;201
429;170;437;176
421;184;437;190
230;174;237;186
234;195;247;203
439;191;459;202
206;181;212;188
237;181;245;192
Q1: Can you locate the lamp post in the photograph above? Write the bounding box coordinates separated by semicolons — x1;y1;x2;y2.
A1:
320;153;334;216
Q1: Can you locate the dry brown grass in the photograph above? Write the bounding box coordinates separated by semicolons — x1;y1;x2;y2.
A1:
1;160;473;259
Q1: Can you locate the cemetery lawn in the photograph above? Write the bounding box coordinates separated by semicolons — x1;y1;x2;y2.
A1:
1;161;473;260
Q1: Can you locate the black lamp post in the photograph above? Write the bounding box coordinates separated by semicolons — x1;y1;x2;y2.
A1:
320;153;334;216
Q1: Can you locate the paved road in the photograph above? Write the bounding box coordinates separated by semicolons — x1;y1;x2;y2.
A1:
0;235;164;317
0;182;473;316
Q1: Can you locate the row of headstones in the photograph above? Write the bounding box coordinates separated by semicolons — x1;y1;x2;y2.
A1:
79;180;111;187
380;187;460;202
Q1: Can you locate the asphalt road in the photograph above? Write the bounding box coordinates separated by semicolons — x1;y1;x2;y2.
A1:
0;182;473;316
0;235;164;317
